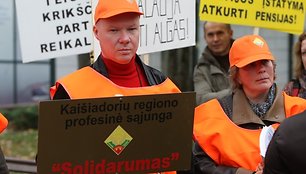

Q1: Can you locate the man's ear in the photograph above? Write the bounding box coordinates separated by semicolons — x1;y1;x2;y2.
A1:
93;25;98;39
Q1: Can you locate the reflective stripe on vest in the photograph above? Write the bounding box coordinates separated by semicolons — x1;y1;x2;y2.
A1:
50;67;181;99
0;113;8;133
193;93;306;171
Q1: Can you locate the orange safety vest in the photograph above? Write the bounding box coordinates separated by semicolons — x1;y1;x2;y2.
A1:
50;67;179;174
193;93;306;171
50;67;180;100
0;113;8;133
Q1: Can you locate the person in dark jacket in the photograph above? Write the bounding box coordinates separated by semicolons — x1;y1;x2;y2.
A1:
0;148;8;174
263;110;306;174
50;0;180;100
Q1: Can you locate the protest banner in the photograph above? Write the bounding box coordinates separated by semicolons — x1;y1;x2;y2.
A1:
15;0;195;63
0;0;14;61
199;0;305;34
15;0;93;63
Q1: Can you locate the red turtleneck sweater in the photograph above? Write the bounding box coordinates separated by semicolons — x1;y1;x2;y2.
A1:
103;56;149;87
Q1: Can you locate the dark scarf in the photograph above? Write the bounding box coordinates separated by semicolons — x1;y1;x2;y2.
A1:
248;84;276;117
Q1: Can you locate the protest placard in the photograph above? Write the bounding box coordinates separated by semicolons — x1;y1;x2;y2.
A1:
15;0;196;62
199;0;305;34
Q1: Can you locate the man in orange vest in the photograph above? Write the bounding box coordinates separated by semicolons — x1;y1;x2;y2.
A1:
193;35;306;174
49;0;180;173
0;113;9;173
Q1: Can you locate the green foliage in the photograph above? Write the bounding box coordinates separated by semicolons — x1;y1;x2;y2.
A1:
0;129;38;160
0;105;38;161
0;105;38;131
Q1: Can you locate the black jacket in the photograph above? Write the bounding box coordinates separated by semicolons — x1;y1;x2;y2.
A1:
264;110;306;174
0;147;8;174
53;54;167;99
